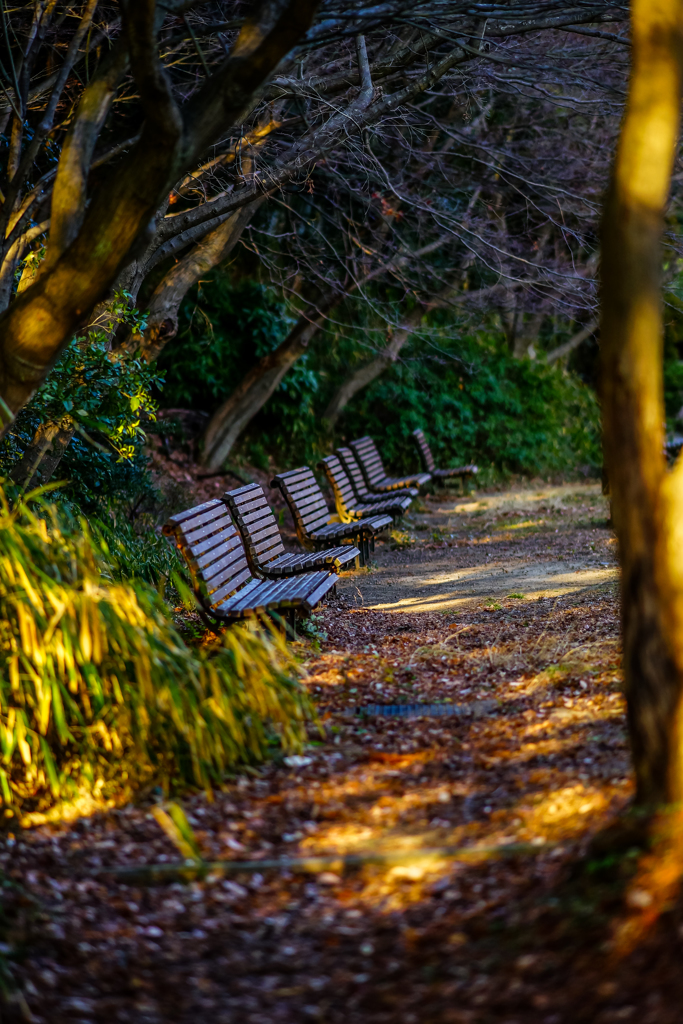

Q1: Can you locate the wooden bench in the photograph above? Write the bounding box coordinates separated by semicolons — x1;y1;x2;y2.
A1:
271;467;392;565
412;428;479;483
350;435;432;493
318;454;412;522
336;446;418;503
163;499;338;634
224;482;360;576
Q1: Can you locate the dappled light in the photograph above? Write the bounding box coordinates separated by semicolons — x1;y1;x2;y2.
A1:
4;1;683;1021
1;481;658;1023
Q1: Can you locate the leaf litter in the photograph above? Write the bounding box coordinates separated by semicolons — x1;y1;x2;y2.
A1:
1;481;682;1023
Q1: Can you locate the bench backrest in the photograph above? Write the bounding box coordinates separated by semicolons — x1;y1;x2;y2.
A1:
163;499;254;612
350;435;387;487
337;446;371;498
224;483;285;573
319;454;356;517
271;467;332;541
412;427;436;472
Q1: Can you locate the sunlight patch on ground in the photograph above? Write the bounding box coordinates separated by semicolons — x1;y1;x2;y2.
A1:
359;564;619;613
501;519;547;531
440;481;603;517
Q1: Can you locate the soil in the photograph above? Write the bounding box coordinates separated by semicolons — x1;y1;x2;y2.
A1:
3;478;683;1024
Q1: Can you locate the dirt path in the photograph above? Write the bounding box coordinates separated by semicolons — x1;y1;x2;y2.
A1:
340;481;618;613
5;482;681;1024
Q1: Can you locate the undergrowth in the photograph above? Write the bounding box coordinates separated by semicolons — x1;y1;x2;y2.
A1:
0;494;312;816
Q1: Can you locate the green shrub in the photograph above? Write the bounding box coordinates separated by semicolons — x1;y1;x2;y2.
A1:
0;293;164;513
91;512;184;592
159;271;603;478
159;275;293;410
344;339;602;479
0;494;312;815
250;324;602;478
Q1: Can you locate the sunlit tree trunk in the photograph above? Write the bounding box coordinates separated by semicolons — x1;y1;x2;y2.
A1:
601;0;683;807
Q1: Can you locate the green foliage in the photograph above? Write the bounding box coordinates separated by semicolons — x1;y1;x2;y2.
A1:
91;513;184;592
0;494;312;814
162;271;602;477
32;294;157;459
247;321;602;477
343;336;602;479
0;293;163;512
159;275;294;411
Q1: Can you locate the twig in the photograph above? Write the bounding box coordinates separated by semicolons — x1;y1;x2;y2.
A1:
88;841;553;885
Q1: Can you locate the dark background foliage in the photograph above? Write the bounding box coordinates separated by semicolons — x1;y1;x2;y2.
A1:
159;270;605;479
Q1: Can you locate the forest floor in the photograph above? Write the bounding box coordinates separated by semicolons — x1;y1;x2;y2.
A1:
4;480;683;1023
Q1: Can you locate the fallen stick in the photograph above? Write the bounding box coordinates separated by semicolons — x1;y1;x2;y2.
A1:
89;841;552;885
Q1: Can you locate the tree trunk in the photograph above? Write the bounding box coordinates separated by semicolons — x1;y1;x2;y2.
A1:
200;298;337;472
323;320;417;429
125;200;264;363
10;416;75;490
600;0;683;808
0;1;318;432
322;276;482;428
512;311;544;360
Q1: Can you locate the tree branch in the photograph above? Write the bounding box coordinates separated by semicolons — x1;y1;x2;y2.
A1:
546;320;598;363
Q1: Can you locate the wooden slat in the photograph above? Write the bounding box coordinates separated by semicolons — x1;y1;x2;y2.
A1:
166;499;225;528
248;520;281;546
311;521;359;541
275;467;312;483
336;447;385;502
285;479;321;502
199;543;247;579
210;567;256;606
291;491;328;517
240;506;274;528
229;482;260;497
350;437;387;487
322;453;412;520
184;510;234;544
302;573;339;612
204;558;252;594
319;455;358;522
253;537;283;559
225;484;289;574
167;495;342;622
237;501;272;522
412;428;436;473
187;527;238;560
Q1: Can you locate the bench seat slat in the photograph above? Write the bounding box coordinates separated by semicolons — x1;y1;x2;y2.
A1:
411;428;479;483
224;483;359;580
350;435;431;493
165;497;338;624
320;454;412;523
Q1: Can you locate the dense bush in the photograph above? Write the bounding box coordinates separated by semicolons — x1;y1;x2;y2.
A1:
157;275;294;411
0;496;312;815
246;325;602;480
339;337;603;480
162;274;603;478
